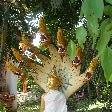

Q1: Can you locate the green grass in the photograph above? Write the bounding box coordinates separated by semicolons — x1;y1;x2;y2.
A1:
17;101;40;112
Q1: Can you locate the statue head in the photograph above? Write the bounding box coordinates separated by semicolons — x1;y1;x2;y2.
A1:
47;66;61;90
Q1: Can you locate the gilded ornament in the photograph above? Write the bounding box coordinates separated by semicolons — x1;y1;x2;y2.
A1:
39;16;51;47
57;27;66;47
47;66;61;90
5;61;22;75
12;48;23;62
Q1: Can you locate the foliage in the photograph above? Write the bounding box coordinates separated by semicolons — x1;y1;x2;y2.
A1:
81;0;104;19
67;40;77;60
96;18;112;55
105;0;112;4
76;26;87;49
0;102;6;112
17;75;44;94
0;0;81;64
78;0;112;82
100;47;112;82
17;101;40;112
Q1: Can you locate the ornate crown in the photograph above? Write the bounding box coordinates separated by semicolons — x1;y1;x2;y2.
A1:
48;65;61;87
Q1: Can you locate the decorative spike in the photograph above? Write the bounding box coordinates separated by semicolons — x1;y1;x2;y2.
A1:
72;46;82;68
85;57;99;80
19;34;30;52
11;48;23;62
38;16;51;48
5;61;22;75
57;27;66;60
88;57;98;72
57;27;66;46
76;46;83;60
39;16;47;34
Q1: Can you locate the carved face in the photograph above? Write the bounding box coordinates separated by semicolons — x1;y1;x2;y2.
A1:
40;34;50;47
40;34;48;43
72;56;81;68
58;45;65;59
19;42;28;52
47;75;61;90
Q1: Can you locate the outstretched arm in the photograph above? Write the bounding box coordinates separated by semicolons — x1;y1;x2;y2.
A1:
64;57;98;98
64;72;86;98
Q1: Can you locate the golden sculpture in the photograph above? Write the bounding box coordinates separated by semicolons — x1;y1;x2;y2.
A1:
8;16;99;101
47;66;61;90
3;16;99;112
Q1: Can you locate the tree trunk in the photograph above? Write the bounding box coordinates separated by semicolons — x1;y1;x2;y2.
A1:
1;2;18;111
22;78;27;93
6;70;18;112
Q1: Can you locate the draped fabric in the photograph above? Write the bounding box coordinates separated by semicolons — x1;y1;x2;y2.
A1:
44;90;67;112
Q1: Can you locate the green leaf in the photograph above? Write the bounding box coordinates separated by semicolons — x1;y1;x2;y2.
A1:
97;33;111;56
67;40;77;60
87;15;99;48
76;26;87;49
96;19;112;56
104;5;112;16
105;0;112;5
81;0;104;47
90;0;104;19
81;0;92;17
109;74;112;82
100;47;112;82
81;0;104;19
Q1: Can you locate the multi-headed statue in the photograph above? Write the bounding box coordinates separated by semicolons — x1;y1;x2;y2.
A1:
5;16;98;112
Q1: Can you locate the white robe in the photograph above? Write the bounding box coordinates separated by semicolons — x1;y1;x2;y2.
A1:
44;90;67;112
